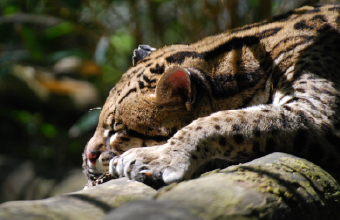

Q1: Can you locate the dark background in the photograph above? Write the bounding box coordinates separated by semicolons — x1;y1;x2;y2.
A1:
0;0;338;202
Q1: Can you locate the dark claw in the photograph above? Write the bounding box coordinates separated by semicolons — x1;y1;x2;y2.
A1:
95;172;113;186
133;169;165;190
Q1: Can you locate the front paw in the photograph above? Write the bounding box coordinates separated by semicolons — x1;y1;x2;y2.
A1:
109;146;188;188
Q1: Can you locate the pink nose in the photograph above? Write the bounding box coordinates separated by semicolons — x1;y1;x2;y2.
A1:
86;150;100;165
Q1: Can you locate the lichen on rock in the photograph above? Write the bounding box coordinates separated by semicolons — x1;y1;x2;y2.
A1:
0;153;339;220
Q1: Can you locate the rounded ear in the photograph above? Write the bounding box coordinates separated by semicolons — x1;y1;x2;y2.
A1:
132;45;156;66
155;67;194;109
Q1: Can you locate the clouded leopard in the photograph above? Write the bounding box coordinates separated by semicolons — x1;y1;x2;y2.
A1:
83;5;340;188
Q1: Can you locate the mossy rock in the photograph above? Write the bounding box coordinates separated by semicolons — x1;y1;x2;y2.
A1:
0;153;339;220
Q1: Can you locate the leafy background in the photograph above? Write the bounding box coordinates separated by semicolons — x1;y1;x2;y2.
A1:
0;0;338;202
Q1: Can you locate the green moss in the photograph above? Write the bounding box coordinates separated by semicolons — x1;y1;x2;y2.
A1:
114;195;138;207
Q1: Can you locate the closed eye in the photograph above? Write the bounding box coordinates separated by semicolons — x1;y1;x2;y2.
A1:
114;122;124;132
124;127;169;142
105;130;116;146
110;119;115;130
108;130;116;137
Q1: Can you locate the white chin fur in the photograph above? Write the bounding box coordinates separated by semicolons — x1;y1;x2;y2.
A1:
95;157;109;173
87;160;97;169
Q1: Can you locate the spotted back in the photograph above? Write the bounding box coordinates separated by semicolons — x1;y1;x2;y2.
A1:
83;5;340;186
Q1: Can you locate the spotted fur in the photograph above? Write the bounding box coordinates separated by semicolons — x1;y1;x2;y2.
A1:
83;5;340;188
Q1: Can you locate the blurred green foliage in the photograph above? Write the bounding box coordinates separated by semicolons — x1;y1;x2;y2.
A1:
0;0;338;171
